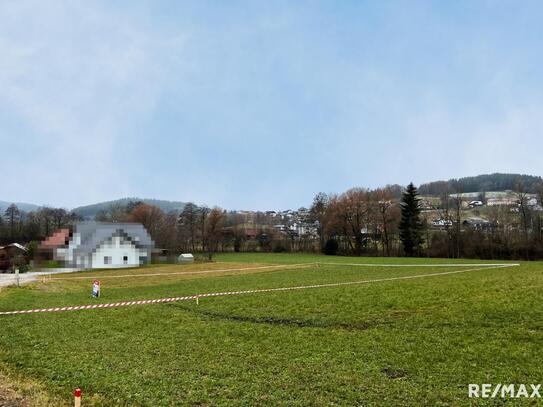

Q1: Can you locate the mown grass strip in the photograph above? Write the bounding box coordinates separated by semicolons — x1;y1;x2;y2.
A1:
44;263;315;281
0;264;515;316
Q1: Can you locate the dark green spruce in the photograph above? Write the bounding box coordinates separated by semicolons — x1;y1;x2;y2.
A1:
399;183;424;256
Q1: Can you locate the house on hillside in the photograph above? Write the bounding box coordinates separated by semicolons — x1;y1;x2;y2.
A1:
487;197;518;207
432;218;454;228
44;222;154;269
419;199;434;210
468;200;484;208
527;198;543;211
463;217;492;231
244;228;258;239
0;243;27;271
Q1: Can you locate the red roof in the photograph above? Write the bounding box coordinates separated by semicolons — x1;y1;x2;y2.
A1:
40;229;70;248
245;228;258;238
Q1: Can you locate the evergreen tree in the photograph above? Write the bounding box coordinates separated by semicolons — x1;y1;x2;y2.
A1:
4;204;20;241
399;183;424;256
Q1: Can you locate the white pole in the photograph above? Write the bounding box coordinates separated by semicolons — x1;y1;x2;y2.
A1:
15;268;20;287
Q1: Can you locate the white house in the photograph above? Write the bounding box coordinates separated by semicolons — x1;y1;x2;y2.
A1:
468;200;484;208
56;222;154;269
432;219;453;227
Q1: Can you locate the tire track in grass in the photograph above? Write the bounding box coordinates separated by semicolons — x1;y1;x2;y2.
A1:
172;304;379;330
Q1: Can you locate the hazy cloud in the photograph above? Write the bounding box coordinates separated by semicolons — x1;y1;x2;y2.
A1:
1;1;542;210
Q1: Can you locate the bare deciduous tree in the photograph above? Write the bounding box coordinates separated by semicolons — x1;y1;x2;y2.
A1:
204;207;225;260
178;203;200;252
127;204;165;245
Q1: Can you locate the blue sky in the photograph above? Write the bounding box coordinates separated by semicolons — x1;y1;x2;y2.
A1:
1;1;542;210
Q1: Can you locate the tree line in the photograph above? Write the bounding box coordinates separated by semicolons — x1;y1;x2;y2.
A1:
419;173;543;195
309;182;543;260
2;179;543;260
0;205;81;245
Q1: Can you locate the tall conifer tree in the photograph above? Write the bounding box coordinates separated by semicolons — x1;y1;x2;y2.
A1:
399;183;424;256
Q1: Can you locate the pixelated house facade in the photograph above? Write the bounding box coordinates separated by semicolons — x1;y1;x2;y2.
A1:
54;222;155;269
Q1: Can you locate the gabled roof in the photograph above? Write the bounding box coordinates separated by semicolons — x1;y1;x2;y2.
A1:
72;222;154;256
40;229;70;248
0;243;27;251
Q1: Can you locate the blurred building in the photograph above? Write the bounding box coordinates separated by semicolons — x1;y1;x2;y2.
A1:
41;222;154;269
0;243;27;271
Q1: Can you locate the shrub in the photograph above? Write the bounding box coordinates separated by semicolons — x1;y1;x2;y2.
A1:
323;238;339;255
18;264;30;273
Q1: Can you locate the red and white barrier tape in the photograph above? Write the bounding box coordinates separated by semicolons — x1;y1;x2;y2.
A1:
0;264;516;316
319;262;520;267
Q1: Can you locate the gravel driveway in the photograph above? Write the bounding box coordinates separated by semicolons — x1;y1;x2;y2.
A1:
0;268;82;287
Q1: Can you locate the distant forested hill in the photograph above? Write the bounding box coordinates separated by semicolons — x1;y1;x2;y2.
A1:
72;198;187;219
0;200;40;213
419;173;543;195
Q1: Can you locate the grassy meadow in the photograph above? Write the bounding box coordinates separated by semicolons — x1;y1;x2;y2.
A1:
0;253;541;406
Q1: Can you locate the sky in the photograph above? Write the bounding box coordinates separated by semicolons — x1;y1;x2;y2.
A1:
1;1;543;211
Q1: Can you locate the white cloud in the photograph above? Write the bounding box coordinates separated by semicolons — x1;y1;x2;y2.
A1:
401;103;543;186
0;0;184;207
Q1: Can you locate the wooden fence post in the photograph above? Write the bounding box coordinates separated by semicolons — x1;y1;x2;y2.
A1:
74;388;81;407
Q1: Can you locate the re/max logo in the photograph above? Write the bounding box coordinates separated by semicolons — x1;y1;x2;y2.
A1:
468;384;541;398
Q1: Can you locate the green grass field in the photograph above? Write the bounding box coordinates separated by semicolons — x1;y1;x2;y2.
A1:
0;254;541;406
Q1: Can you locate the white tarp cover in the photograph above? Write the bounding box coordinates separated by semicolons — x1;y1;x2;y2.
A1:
178;253;194;263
